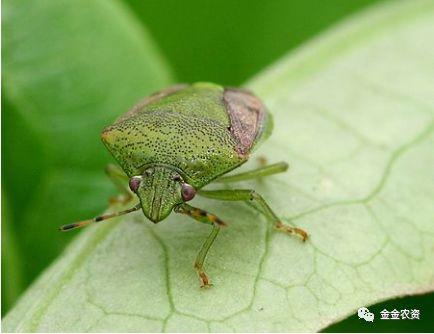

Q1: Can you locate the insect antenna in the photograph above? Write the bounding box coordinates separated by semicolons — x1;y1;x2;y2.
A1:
59;204;141;231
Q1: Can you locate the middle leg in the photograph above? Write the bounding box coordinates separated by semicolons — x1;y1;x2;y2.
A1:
198;189;308;241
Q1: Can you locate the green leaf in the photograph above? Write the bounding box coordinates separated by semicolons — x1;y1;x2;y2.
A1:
3;0;434;331
1;193;24;315
2;0;173;289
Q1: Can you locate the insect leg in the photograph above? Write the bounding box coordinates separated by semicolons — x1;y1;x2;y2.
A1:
59;204;141;231
174;203;226;288
198;189;307;241
105;163;133;204
213;162;288;183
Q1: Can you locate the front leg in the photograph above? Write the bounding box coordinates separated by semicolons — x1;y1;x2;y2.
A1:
174;203;226;288
105;163;133;204
198;189;308;241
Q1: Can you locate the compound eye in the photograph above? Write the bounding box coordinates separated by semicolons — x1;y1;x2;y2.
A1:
129;176;142;193
181;183;196;201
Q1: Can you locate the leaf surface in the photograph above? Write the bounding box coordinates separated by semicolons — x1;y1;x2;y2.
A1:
3;0;434;331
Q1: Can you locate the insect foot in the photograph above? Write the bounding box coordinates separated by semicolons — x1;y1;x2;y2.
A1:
194;263;213;289
275;221;308;242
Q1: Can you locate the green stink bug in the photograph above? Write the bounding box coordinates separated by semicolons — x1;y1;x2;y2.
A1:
60;82;307;287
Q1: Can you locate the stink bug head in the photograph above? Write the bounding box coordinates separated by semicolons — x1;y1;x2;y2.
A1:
130;166;195;223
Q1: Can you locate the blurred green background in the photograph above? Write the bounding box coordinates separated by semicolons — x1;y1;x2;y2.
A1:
2;0;432;331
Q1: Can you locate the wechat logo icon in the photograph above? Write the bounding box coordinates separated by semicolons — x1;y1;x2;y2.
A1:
358;307;375;322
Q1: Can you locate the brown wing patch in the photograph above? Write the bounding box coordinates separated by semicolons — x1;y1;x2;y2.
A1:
114;84;188;124
224;88;266;157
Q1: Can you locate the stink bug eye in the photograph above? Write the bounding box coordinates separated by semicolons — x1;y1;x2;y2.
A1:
129;176;142;193
181;183;196;201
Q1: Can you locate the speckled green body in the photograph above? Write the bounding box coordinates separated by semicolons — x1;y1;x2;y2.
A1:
101;82;272;222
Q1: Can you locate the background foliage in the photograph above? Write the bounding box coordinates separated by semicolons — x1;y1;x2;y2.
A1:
2;0;432;332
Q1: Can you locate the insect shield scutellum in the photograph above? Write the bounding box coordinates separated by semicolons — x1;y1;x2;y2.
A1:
60;82;308;287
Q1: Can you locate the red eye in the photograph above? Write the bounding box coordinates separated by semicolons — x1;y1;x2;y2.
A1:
181;183;196;201
129;176;142;193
